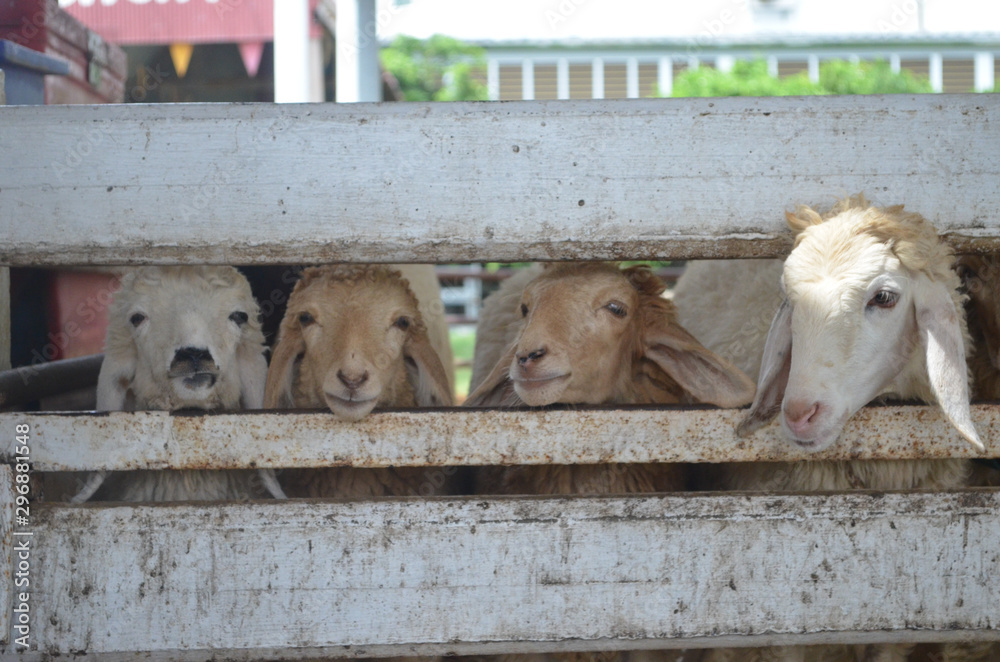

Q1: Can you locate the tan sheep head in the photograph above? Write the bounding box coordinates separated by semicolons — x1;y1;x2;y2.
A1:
97;266;268;412
740;195;984;452
465;262;755;408
264;265;453;420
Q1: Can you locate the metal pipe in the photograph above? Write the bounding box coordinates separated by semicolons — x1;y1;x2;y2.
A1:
0;353;103;409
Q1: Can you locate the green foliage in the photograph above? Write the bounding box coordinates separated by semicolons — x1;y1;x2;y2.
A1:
668;58;932;98
380;34;488;102
818;59;931;94
671;59;822;97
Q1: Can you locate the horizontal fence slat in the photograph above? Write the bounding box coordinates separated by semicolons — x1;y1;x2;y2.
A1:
4;491;998;660
1;404;997;472
1;96;999;265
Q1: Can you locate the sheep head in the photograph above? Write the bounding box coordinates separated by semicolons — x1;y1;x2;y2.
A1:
740;195;984;452
97;266;267;412
956;255;1000;371
466;262;755;408
264;265;453;420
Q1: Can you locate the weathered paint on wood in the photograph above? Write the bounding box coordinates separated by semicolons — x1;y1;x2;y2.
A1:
0;268;9;372
3;491;998;660
0;96;998;266
0;466;12;646
0;404;996;472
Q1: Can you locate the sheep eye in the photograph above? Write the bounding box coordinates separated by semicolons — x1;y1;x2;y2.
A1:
605;301;628;318
129;312;146;327
957;264;978;282
298;311;316;326
867;290;899;309
229;311;249;326
520;303;529;317
394;316;411;331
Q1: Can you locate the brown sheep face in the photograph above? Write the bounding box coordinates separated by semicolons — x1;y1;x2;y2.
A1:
290;278;420;420
510;267;640;406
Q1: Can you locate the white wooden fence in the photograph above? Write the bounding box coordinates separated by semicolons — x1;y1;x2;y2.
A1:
0;95;998;660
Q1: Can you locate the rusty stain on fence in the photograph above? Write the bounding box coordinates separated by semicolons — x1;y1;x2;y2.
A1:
1;403;996;472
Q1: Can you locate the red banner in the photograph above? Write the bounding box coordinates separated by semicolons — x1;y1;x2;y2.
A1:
59;0;322;45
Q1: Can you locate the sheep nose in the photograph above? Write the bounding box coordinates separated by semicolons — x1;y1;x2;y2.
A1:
172;347;214;365
516;347;547;366
337;370;369;390
784;399;821;436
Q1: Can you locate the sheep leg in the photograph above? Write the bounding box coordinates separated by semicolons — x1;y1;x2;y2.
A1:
257;468;287;499
69;471;108;504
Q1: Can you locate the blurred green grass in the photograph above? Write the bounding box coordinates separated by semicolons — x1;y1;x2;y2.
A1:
450;324;476;401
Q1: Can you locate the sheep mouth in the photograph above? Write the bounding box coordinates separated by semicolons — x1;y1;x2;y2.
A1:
324;392;377;409
171;372;218;389
512;374;570;388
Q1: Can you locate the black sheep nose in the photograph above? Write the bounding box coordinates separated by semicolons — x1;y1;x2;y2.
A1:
173;347;214;365
337;370;369;390
517;347;547;366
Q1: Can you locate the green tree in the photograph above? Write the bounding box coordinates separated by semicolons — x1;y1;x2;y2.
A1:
667;57;932;97
380;34;488;101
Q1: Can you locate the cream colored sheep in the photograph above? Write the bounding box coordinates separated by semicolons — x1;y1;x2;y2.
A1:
73;266;283;503
676;197;982;662
264;264;455;498
466;261;755;494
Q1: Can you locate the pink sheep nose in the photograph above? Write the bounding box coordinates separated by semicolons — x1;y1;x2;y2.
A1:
337;370;369;391
784;399;821;436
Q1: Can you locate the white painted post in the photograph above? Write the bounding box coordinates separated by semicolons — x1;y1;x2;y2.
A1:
487;58;500;101
930;53;944;93
591;57;604;99
657;56;672;97
626;57;639;98
335;0;382;102
890;53;901;74
522;59;535;101
767;55;778;78
716;55;735;73
975;52;995;92
309;37;325;102
557;57;570;100
808;54;820;82
274;0;311;103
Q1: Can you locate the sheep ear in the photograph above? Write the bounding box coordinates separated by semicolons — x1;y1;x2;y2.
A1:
464;344;517;407
643;319;756;409
785;206;823;236
404;332;454;407
96;345;137;411
915;281;985;451
237;343;269;410
737;298;793;437
264;324;304;408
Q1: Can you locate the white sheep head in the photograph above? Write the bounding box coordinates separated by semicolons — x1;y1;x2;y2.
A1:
466;262;755;408
97;266;268;412
263;265;453;420
739;195;984;452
